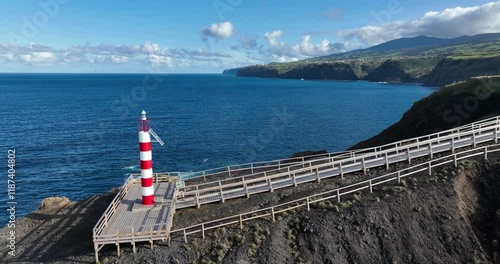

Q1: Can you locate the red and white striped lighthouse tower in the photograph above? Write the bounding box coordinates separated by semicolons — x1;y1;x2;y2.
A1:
139;110;155;205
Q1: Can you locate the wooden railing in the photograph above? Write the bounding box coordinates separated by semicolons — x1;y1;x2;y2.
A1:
132;150;352;182
160;115;500;182
176;121;499;199
92;173;177;238
93;192;176;244
93;174;135;237
93;115;500;262
170;144;500;242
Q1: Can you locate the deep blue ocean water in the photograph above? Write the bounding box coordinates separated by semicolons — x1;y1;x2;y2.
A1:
0;73;435;225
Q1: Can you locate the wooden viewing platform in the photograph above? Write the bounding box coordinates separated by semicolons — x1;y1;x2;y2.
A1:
93;115;500;262
93;175;178;262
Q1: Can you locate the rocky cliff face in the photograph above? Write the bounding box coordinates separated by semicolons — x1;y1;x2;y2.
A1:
237;63;358;80
279;63;358;80
236;65;280;78
351;77;500;149
222;68;242;75
234;56;500;87
422;56;500;87
365;60;416;83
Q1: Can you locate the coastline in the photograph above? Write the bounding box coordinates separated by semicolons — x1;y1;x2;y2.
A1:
2;76;499;263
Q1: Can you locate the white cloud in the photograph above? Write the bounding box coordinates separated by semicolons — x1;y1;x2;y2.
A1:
339;1;500;46
111;55;128;64
261;30;349;59
231;34;259;50
264;30;285;51
0;41;233;71
148;54;172;66
19;51;56;63
201;21;234;41
292;35;333;57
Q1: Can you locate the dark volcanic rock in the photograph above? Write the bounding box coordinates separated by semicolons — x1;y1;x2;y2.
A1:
351;77;500;149
365;59;416;83
280;63;358;80
422;56;500;87
237;63;358;81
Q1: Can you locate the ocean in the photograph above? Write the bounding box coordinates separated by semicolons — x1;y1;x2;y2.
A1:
0;73;435;225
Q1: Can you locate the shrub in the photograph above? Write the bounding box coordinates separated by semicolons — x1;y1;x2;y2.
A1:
340;201;353;209
400;180;407;188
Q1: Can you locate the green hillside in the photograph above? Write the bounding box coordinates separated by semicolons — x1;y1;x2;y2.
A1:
352;76;500;149
234;33;500;86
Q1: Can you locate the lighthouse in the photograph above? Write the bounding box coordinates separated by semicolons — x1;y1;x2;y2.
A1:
138;110;164;205
139;111;154;205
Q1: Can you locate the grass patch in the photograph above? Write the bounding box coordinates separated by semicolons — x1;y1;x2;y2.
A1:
353;193;362;202
400;180;407;188
340;200;353;209
247;223;269;257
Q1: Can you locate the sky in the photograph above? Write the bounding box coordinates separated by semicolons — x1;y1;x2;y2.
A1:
0;0;499;73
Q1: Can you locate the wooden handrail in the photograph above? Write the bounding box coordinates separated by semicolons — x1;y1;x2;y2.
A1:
178;124;499;197
170;144;500;238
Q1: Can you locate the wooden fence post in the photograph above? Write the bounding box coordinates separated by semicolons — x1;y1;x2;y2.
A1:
306;197;310;211
202;224;205;239
244;182;250;198
484;146;488;159
385;152;389;170
340;163;344;179
397;171;401;184
337;189;341;203
316;168;321;183
454;154;457;167
239;215;243;229
271;208;275;222
369;180;373;193
429;142;433;159
407;148;411;164
495;126;498;143
451;137;455;153
428;161;432;175
362;157;366;175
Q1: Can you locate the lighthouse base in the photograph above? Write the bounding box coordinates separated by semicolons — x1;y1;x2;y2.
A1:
131;199;160;212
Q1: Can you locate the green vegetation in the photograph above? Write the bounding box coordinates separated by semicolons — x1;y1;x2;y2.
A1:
400;180;407;188
287;217;310;264
352;76;500;149
235;33;500;86
247;223;269;257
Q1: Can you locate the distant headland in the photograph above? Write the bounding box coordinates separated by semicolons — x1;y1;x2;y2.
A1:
224;33;500;87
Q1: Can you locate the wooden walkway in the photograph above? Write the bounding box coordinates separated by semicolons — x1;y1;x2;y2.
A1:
175;119;500;208
93;115;500;262
171;143;500;244
93;176;177;262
